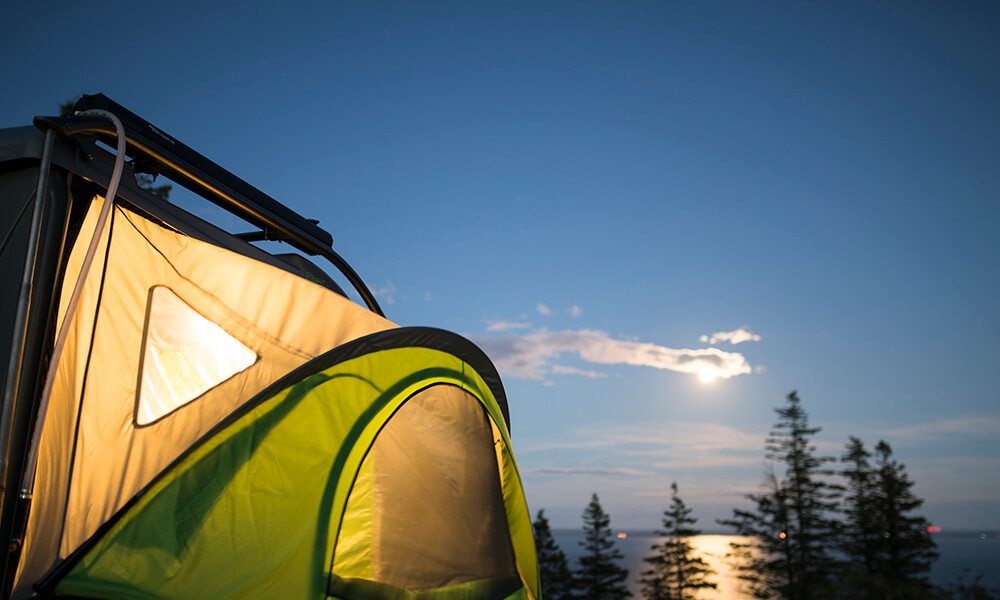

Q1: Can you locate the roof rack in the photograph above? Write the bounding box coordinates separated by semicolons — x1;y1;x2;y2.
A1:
33;93;383;316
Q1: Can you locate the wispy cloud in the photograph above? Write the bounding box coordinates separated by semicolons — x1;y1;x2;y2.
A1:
373;280;396;305
699;327;761;345
524;467;651;477
472;329;753;381
635;481;762;499
650;454;762;470
486;320;532;332
519;422;767;501
905;456;1000;503
534;303;583;318
524;422;763;455
551;365;607;379
876;417;1000;442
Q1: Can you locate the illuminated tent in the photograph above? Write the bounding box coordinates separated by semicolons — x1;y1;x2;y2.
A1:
0;95;539;600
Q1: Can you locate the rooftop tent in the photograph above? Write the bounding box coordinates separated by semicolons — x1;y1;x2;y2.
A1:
0;95;539;600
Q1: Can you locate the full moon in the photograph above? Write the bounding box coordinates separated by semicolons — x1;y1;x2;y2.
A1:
698;368;720;383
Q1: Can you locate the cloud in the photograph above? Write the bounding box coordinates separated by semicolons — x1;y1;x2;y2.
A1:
531;303;582;318
486;320;532;332
524;422;764;455
524;467;650;477
700;327;761;345
471;329;753;381
519;421;768;502
551;365;608;379
634;482;762;499
903;456;1000;504
373;280;396;305
876;417;1000;442
650;454;762;470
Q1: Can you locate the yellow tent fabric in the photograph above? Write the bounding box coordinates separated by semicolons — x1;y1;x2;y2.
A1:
15;194;393;594
14;196;539;600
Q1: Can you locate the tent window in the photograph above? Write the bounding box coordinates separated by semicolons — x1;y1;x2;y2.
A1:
331;384;517;596
136;286;257;425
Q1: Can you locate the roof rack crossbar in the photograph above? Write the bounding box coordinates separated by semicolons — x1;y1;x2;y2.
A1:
33;94;384;316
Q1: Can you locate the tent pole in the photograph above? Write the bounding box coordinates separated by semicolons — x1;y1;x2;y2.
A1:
0;129;55;596
315;246;384;317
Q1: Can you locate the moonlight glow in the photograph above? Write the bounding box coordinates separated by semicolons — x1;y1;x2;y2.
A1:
698;367;720;383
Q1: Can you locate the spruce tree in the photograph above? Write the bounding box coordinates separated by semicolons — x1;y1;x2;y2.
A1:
871;440;938;594
840;436;882;595
721;472;793;599
574;493;631;600
839;438;939;598
719;391;841;600
640;482;716;600
533;509;575;600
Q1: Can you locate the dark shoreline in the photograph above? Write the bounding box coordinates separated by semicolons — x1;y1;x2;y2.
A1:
551;530;1000;596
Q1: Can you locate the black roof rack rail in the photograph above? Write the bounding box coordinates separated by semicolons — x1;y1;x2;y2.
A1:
33;94;383;316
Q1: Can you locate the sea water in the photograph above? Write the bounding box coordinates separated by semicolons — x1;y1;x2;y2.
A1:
552;530;1000;598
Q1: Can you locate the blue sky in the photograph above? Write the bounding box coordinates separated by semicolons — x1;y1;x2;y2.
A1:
2;1;997;530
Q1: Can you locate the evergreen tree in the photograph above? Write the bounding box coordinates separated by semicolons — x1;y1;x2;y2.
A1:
721;471;793;599
574;493;631;600
134;172;173;200
872;440;938;594
719;391;841;600
640;482;716;600
533;509;575;600
839;436;883;596
839;438;939;598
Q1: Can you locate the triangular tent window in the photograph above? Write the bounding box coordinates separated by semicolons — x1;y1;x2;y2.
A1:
136;286;257;425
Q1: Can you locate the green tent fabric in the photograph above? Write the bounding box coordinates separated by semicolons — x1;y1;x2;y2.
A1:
44;331;539;600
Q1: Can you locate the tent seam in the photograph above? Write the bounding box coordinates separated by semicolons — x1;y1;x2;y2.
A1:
51;205;117;566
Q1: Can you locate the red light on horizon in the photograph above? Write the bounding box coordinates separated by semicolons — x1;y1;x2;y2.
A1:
926;526;941;533
616;532;627;539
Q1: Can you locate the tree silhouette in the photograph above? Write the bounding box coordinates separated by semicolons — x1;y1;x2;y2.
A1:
58;99;75;117
839;437;940;598
873;440;938;593
574;493;631;599
839;436;881;595
719;391;841;600
640;481;716;600
533;509;575;600
720;471;793;599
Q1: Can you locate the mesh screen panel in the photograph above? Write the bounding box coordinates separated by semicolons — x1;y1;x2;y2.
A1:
335;384;516;592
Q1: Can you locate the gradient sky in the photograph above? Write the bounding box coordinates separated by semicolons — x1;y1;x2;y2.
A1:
2;1;997;530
